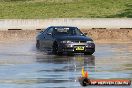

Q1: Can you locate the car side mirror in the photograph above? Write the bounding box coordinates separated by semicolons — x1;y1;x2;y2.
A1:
84;33;87;35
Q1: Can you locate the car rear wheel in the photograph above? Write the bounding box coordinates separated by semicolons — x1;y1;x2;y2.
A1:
36;40;40;49
53;42;63;55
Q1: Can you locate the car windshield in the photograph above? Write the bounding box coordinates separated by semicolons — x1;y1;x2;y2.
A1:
53;27;83;36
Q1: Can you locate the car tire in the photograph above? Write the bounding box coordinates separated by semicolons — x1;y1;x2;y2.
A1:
84;52;93;55
67;52;74;56
53;42;63;55
36;40;40;49
57;52;63;56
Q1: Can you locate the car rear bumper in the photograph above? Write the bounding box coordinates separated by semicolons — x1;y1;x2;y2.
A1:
58;43;95;53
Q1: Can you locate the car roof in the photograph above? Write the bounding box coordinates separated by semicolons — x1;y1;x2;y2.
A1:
49;26;78;28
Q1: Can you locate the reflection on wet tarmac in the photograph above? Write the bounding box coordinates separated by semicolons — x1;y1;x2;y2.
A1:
0;40;131;88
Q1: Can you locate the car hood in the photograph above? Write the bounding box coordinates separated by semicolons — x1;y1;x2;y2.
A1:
55;35;93;41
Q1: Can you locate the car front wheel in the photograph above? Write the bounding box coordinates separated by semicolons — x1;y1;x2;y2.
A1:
52;42;63;55
84;52;94;55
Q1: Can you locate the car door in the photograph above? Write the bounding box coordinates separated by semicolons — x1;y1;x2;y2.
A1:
38;28;48;48
44;27;54;50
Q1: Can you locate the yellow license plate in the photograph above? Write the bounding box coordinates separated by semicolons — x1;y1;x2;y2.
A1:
76;46;84;50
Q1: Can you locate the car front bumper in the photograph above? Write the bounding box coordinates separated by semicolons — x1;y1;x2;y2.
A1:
58;43;95;53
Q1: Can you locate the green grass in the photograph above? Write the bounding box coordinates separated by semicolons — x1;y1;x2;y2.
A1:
0;0;132;18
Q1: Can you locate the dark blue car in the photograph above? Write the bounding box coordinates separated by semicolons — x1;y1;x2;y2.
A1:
36;26;95;55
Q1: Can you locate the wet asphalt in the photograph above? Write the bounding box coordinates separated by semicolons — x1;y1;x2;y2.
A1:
0;40;131;88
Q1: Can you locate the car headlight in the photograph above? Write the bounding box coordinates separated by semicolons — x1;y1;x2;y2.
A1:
86;41;94;43
61;40;73;43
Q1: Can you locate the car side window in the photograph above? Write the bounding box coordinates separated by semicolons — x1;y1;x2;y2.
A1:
47;28;53;34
